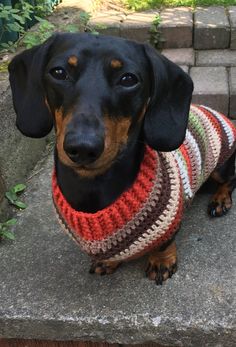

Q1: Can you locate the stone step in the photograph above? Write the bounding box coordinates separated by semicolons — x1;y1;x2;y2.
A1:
196;49;236;67
190;67;229;115
230;67;236;117
160;48;236;119
89;6;236;50
194;6;230;50
0;145;235;346
158;7;193;49
229;6;236;49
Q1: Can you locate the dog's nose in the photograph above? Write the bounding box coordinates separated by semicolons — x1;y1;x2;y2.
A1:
63;133;104;165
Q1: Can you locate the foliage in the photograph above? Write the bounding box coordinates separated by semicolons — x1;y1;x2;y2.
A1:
22;16;56;48
0;218;16;241
0;2;98;52
123;0;236;10
0;0;53;51
5;183;27;209
149;15;164;49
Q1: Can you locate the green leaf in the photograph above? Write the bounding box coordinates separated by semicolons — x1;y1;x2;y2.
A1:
5;191;17;203
6;23;22;32
1;230;15;240
12;14;25;23
13;200;27;209
11;9;20;13
0;43;11;48
13;183;26;193
34;15;44;22
5;218;17;226
64;24;78;33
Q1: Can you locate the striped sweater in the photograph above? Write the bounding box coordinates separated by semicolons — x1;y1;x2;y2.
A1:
52;105;236;262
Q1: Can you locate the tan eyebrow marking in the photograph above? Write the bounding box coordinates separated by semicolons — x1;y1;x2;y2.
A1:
68;55;78;67
111;59;123;69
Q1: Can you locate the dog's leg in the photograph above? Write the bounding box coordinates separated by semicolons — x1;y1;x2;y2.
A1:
89;260;121;275
146;239;177;285
208;150;236;217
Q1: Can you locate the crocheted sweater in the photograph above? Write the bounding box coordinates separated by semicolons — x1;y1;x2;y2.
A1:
52;105;236;262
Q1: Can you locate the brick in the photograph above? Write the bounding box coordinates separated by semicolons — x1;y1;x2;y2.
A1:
120;10;159;42
229;67;236;119
159;7;193;48
229;6;236;49
89;11;125;36
190;67;229;115
194;7;230;49
196;50;236;67
162;48;195;66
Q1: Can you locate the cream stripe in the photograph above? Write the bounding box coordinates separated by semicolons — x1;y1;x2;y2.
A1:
173;149;193;199
109;153;182;261
184;129;202;192
191;105;222;178
202;105;235;148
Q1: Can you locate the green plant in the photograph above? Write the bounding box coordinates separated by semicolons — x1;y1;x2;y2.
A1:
0;2;27;48
60;11;100;35
0;218;17;241
149;15;164;50
5;183;27;209
22;17;56;48
0;0;54;52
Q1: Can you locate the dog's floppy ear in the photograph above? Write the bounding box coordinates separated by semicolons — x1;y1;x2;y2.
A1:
143;44;193;151
8;35;57;138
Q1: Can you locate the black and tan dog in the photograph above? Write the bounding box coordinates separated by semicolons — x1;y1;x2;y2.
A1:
8;33;236;284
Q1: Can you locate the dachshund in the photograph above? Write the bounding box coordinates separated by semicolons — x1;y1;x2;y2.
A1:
8;33;236;285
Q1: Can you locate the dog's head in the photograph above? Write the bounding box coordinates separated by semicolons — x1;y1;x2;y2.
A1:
9;33;193;177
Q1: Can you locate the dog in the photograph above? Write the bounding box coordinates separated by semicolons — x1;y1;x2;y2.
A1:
8;33;236;285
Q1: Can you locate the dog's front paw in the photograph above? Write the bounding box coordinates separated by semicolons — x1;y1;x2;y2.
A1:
89;260;121;275
146;241;177;285
208;183;232;217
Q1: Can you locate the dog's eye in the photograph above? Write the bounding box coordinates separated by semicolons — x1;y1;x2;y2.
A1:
50;67;68;80
119;73;138;87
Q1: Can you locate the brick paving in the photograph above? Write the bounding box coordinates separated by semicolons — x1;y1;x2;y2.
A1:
89;5;236;119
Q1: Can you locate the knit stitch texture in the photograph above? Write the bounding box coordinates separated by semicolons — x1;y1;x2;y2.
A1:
52;105;236;262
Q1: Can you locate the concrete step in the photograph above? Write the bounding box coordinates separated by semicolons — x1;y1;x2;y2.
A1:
0;151;236;346
0;71;50;213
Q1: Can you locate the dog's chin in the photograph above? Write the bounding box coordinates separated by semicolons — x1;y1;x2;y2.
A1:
62;155;117;178
73;161;115;178
58;144;127;178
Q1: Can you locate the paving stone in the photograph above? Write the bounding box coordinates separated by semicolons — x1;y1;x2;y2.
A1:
0;152;236;346
229;67;236;119
229;6;236;49
194;7;230;49
162;48;195;66
120;10;159;42
190;67;229;115
159;7;193;48
196;49;236;67
89;11;125;36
